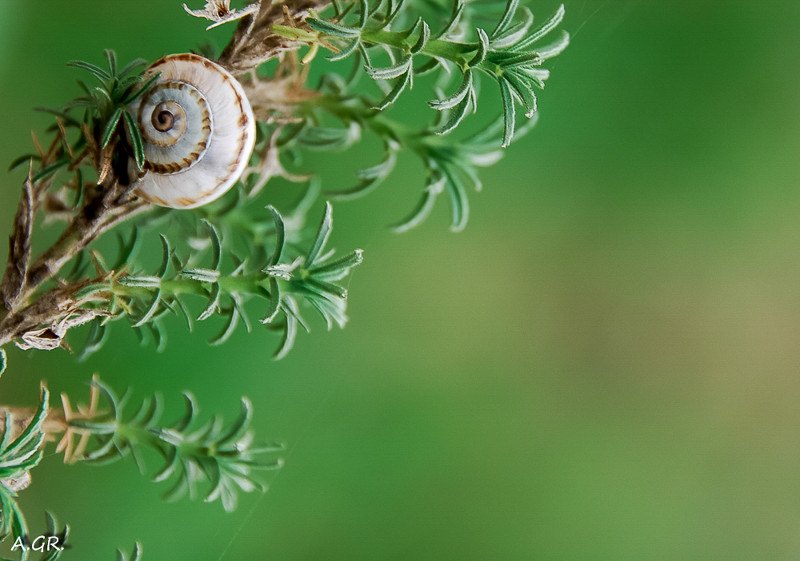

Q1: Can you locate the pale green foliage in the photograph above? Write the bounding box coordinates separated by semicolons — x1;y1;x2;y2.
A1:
305;0;567;143
0;387;48;560
266;0;568;231
68;378;283;512
9;50;156;183
73;199;362;360
0;377;281;559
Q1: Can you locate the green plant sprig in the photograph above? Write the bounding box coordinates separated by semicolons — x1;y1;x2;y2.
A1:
0;393;76;561
258;85;534;232
300;0;568;145
63;49;158;171
9;50;155;186
64;378;282;512
0;387;48;561
72;203;362;360
256;0;567;231
0;375;272;555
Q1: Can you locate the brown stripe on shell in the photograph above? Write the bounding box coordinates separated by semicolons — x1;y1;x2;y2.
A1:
137;79;212;174
134;189;169;207
146;160;186;174
212;80;250;190
162;53;233;85
175;196;199;207
180;68;250;196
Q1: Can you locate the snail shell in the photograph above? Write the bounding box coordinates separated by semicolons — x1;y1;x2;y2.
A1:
128;53;256;209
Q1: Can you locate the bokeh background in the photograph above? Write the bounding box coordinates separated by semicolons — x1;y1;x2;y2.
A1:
2;1;800;559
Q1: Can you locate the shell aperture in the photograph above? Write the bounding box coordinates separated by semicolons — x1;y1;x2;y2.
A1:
128;53;256;209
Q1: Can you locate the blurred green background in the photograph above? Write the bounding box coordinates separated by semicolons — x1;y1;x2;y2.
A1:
2;1;800;559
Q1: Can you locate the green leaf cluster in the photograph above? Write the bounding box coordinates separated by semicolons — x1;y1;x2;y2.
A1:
0;388;48;557
304;0;568;144
68;380;283;513
260;0;568;231
9;50;155;185
63;50;156;170
72;200;362;360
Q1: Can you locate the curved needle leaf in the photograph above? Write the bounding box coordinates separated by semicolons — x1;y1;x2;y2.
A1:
491;0;520;39
410;20;431;54
261;278;281;325
434;94;472;136
429;68;473;110
514;4;565;51
266;206;285;266
209;307;240;346
217;398;253;446
306;17;361;38
391;177;446;233
132;290;162;327
328;38;361;62
173;393;197;433
157;235;171;278
305;202;333;267
366;56;412;80
202;220;222;271
469;28;489;67
197;282;221;321
66;59;111;82
375;68;412;110
104;49;117;76
122;109;145;170
101;107;123;149
499;77;516;147
358;0;369;29
435;0;465;40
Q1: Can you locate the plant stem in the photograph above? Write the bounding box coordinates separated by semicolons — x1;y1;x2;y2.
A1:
360;29;475;68
0;406;67;440
27;203;150;291
0;177;151;348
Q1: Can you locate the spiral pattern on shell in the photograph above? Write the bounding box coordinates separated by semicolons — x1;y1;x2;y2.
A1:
128;53;256;209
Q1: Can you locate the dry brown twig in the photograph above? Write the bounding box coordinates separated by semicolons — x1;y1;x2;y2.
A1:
215;0;330;74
